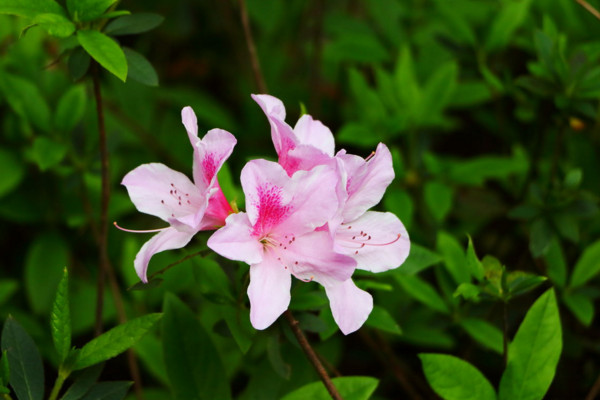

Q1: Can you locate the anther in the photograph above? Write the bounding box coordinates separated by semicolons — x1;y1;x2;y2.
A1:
113;221;168;233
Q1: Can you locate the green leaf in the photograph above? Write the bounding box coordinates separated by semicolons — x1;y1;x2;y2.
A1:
0;280;18;307
466;236;484;281
398;243;441;275
31;137;68;171
420;61;458;118
437;232;470;285
55;85;87;132
395;274;449;314
498;289;562;400
68;47;91;81
193;257;234;305
1;316;44;400
485;0;533;52
563;292;594;326
0;0;66;18
162;294;231;400
394;45;420;109
73;313;162;370
0;350;9;387
80;381;131;400
383;186;413;231
31;13;75;37
0;72;52;132
454;283;481;301
0;148;25;199
77;30;127;82
51;268;71;364
448;152;528;185
420;353;496;400
104;13;164;35
267;334;290;379
61;364;103;400
544;238;567;288
460;318;504;354
506;271;547;298
365;305;402;334
424;181;453;222
123;47;158;86
67;0;117;22
529;218;553;257
281;376;379;400
221;305;254;354
25;234;69;315
570;239;600;288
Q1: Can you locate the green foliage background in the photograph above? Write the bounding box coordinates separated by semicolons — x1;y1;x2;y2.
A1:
0;0;599;399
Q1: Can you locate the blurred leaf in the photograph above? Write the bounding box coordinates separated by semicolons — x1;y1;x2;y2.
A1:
365;305;402;334
485;0;533;52
0;148;24;199
51;268;71;364
80;381;131;400
337;123;381;148
104;12;164;35
454;283;481;301
162;294;231;400
552;213;579;243
529;218;553;257
68;47;91;81
74;313;162;370
424;181;453;222
193;257;234;305
563;291;594;326
61;364;103;400
506;271;547;298
420;353;496;400
544;238;567;288
0;0;66;18
450;81;492;108
25;233;69;315
395;45;420;109
481;255;503;296
289;291;327;311
30;13;75;37
123;47;158;86
383;187;413;231
398;243;441;275
466;236;484;281
221;305;254;354
564;169;582;189
420;61;458;119
460;318;503;354
31;137;67;171
0;280;18;307
67;0;117;22
437;232;470;285
0;72;51;132
0;350;9;388
77;30;127;82
498;289;562;400
448;151;528;185
100;10;130;19
134;335;168;385
1;316;44;400
281;376;378;400
570;239;600;288
395;274;449;314
267;334;290;380
55;85;87;132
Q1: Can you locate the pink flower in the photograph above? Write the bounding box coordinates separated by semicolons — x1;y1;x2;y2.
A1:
120;107;237;283
207;159;375;334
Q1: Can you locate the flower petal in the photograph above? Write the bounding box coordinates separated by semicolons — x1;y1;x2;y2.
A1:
134;227;195;283
293;114;335;156
335;211;410;272
285;144;334;175
324;279;373;335
247;254;291;330
207;212;264;265
194;128;237;192
339;143;395;221
122;163;206;225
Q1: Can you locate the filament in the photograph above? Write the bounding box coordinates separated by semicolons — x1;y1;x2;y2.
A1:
113;221;169;233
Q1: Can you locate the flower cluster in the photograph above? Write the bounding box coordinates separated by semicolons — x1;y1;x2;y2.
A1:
120;95;410;335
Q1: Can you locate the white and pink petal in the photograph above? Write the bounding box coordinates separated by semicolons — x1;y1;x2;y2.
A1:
324;279;373;335
207;212;264;265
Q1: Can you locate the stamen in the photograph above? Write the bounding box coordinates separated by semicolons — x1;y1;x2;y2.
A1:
113;221;168;233
365;151;376;162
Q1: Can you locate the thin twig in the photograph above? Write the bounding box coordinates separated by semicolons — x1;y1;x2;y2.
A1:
91;63;145;400
238;0;268;93
503;301;509;367
585;372;600;400
576;0;600;20
142;250;208;285
284;311;343;400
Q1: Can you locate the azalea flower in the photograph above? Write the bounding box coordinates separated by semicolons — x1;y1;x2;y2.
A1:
207;159;375;334
119;107;237;283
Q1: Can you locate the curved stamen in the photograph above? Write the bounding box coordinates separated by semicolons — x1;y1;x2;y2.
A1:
113;221;169;233
364;151;376;162
338;233;402;249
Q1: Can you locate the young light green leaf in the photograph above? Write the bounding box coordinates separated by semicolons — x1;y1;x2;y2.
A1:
420;353;496;400
569;239;600;288
31;137;68;171
395;274;449;314
0;72;52;132
485;0;533;52
529;218;553;257
499;289;562;400
123;47;159;86
67;0;117;22
466;236;484;281
73;313;162;370
0;0;66;18
437;231;470;285
60;364;103;400
51;268;71;364
424;181;453;222
454;283;481;301
79;381;131;400
162;294;231;400
32;13;75;37
1;316;44;400
55;85;87;132
0;148;24;199
77;30;127;82
281;376;379;400
365;305;402;334
544;238;566;288
460;318;503;354
104;13;164;36
563;292;594;326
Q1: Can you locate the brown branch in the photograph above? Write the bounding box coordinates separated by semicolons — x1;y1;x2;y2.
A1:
284;311;343;400
576;0;600;20
91;63;145;400
586;372;600;400
238;0;268;93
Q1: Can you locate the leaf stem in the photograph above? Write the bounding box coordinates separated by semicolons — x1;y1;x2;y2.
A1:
48;368;69;400
284;311;343;400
